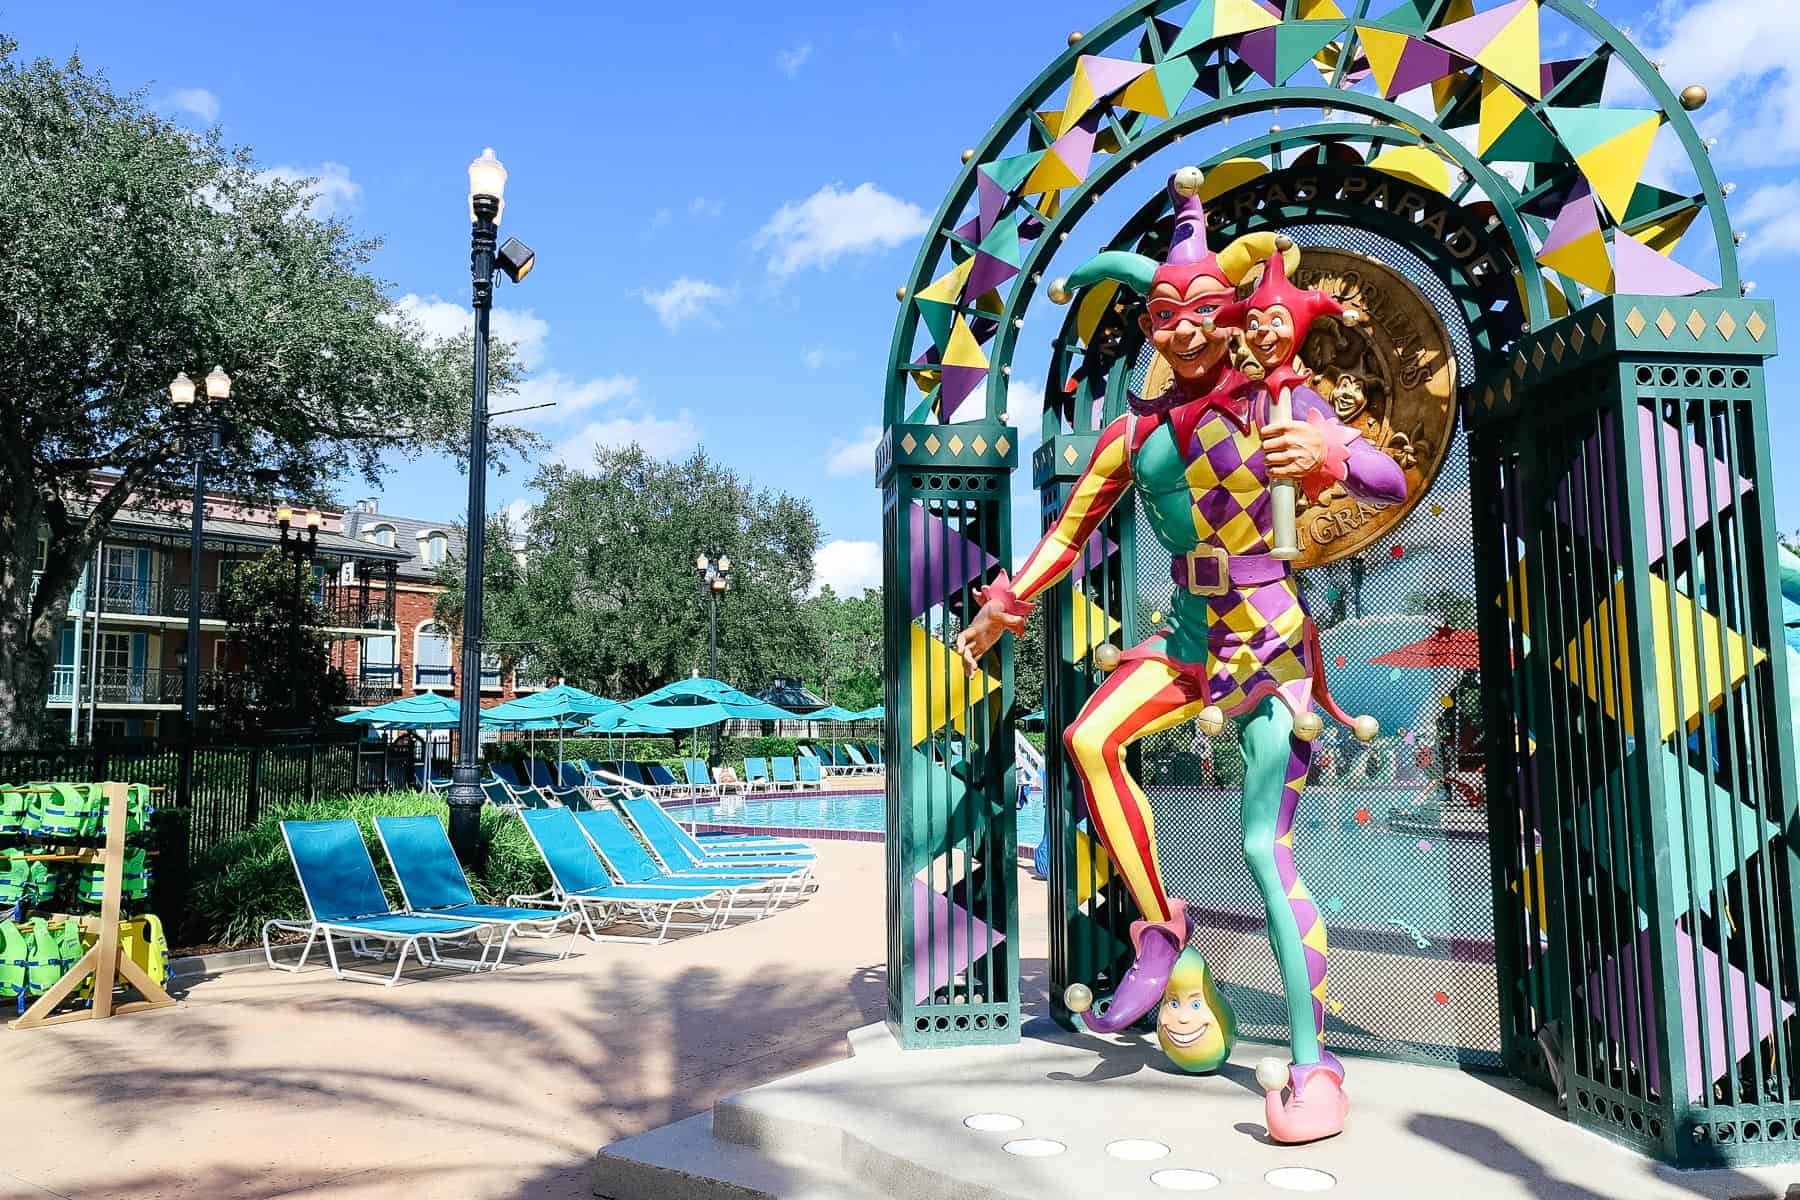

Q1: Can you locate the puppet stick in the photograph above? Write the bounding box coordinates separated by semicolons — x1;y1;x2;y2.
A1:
1270;384;1300;560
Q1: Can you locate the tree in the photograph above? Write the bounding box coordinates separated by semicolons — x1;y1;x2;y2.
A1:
0;41;533;746
435;446;824;698
209;548;346;732
804;586;883;711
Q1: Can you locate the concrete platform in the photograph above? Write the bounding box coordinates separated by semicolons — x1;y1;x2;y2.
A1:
595;1021;1800;1200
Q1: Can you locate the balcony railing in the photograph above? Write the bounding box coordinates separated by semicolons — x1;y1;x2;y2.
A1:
47;665;251;706
414;664;455;689
40;570;394;629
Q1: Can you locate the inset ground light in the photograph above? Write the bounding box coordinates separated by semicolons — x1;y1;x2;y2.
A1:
1149;1167;1221;1191
1001;1137;1067;1157
1105;1138;1171;1160
1266;1165;1338;1191
962;1112;1023;1132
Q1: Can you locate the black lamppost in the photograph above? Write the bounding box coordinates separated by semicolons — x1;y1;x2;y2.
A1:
448;148;537;861
169;366;231;734
694;553;731;764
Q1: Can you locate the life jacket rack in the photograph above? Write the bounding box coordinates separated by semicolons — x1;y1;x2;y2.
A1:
5;783;176;1030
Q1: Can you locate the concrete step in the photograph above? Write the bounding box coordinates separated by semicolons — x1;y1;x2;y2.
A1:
592;1113;885;1200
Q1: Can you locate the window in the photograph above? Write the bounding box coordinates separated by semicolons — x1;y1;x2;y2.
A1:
366;523;397;548
480;651;502;691
218;558;243;588
418;531;448;566
415;623;453;688
101;546;143;611
362;635;397;688
34;536;47;573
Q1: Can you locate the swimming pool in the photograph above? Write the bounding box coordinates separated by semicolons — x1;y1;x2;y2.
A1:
674;784;1489;936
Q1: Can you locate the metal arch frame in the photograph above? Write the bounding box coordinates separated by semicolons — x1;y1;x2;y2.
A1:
883;0;1740;430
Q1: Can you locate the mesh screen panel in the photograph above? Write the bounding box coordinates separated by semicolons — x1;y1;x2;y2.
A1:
1124;223;1500;1066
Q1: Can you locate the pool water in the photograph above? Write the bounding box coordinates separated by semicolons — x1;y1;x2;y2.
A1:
676;784;1487;937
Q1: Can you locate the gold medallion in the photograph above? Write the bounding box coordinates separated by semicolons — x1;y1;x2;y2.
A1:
1140;246;1457;567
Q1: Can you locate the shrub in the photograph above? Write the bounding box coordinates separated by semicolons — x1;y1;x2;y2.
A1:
183;791;549;947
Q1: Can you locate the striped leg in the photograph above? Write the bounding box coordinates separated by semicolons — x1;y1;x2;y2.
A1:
1239;695;1336;1073
1063;650;1211;924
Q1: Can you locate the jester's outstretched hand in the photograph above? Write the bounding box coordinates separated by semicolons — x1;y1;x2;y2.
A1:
955;168;1405;1145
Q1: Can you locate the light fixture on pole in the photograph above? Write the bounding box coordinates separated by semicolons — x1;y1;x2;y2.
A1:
447;148;537;862
694;553;732;765
172;366;228;808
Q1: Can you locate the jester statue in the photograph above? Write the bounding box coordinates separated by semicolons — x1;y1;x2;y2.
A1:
955;168;1406;1144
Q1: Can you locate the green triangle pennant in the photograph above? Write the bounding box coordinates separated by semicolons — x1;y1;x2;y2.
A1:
981;150;1045;196
1542;105;1660;163
1275;20;1351;83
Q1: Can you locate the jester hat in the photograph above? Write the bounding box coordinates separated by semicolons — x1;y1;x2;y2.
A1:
1052;168;1300;304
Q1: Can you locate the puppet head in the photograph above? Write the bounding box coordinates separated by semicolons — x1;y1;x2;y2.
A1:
1156;946;1237;1073
1240;239;1359;384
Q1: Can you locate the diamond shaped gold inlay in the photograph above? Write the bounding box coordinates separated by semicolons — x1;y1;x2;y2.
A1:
925;433;941;454
1063;444;1079;465
1503;379;1513;402
1591;313;1607;343
1550;333;1566;362
1513;355;1527;378
948;434;964;456
1483;386;1495;410
1747;312;1767;342
1655;308;1677;338
1624;307;1646;337
1685;308;1706;339
971;435;988;456
995;435;1011;457
1570;323;1586;354
1715;311;1737;340
900;433;918;454
1531;344;1546;370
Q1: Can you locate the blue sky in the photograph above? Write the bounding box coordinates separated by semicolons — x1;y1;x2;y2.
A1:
13;0;1800;593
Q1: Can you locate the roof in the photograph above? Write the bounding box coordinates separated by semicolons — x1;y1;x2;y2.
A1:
340;508;466;582
80;503;410;564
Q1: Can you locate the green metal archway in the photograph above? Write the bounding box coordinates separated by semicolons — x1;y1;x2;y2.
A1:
878;0;1791;1168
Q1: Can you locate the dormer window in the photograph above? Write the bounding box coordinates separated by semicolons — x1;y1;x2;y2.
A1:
365;523;396;548
419;531;448;565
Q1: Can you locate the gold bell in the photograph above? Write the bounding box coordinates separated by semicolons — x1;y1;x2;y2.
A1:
896;286;908;301
1047;279;1074;305
1679;84;1708;111
1353;714;1380;743
1196;705;1225;736
1064;982;1095;1013
1172;165;1205;197
1067;30;1085;45
961;148;976;163
1094;643;1122;672
1293;711;1324;742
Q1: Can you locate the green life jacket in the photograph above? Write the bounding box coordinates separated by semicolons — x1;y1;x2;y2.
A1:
0;920;26;1010
0;788;28;839
24;782;100;840
76;847;151;905
0;858;51;914
23;917;71;996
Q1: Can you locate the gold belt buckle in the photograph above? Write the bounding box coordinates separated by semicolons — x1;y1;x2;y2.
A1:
1185;546;1230;597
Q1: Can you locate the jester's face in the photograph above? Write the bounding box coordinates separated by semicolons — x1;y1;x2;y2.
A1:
1140;275;1235;384
1156;949;1233;1073
1244;304;1297;372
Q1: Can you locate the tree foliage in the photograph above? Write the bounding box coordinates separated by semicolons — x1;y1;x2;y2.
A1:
802;586;883;711
210;548;347;732
0;40;533;746
435;446;826;699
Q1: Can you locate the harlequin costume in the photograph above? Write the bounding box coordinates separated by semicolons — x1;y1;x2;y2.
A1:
974;173;1406;1143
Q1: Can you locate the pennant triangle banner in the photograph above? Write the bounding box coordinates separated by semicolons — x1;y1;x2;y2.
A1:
1356;26;1464;98
1544;106;1663;220
1478;74;1558;162
1167;0;1281;58
1535;182;1614;293
1429;0;1542;99
1612;230;1716;296
964;223;1023;302
1368;144;1452;194
914;258;975;349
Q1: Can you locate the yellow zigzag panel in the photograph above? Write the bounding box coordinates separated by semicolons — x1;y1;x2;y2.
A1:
1075;828;1112;905
1070;591;1122;660
1559;577;1765;741
909;624;1000;745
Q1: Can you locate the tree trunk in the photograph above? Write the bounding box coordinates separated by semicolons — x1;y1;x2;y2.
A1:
0;487;61;749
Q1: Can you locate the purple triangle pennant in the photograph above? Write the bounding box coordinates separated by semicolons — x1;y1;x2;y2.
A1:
1385;40;1464;97
1235;27;1281;84
953;215;981;243
1537;180;1601;258
1540;57;1583;94
964;251;1020;305
937;364;988;423
1049;110;1102;185
1611;232;1717;296
975;172;1010;240
1430;0;1531;61
908;502;999;618
1078;54;1152;98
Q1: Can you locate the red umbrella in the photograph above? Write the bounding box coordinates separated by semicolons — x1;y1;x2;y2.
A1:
1371;626;1483;670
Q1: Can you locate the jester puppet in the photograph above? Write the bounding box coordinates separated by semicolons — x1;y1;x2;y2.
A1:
956;167;1406;1143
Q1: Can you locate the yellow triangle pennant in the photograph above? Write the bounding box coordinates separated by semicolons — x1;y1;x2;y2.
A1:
1469;1;1542;99
1117;69;1171;118
1075;279;1121;345
1577;114;1663;221
1478;73;1531;156
1296;0;1345;17
916;257;975;306
1071;591;1121;659
908;624;999;745
1537;230;1614;295
1060;72;1097;140
1215;0;1282;39
1200;157;1270;202
1023;148;1084;194
1354;26;1414;99
1368;144;1451;194
1629;205;1701;255
942;315;989;370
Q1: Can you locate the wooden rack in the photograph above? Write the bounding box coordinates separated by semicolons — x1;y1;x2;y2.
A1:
8;782;176;1030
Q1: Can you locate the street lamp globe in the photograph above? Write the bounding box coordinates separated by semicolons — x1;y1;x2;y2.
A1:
695;553;710;571
468;147;508;223
169;372;196;407
204;365;232;400
717;555;731;572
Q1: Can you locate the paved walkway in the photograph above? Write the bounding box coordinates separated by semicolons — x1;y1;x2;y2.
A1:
6;840;1046;1200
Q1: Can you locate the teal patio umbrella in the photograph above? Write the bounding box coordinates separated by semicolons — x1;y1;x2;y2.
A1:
626;682;805;762
338;692;460;729
482;684;619;774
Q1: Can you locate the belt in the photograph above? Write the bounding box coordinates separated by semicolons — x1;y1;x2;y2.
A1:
1171;547;1290;596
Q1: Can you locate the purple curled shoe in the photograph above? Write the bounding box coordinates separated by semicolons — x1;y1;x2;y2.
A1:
1075;899;1190;1033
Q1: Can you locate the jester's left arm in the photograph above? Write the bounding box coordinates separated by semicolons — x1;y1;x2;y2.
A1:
1289;385;1407;505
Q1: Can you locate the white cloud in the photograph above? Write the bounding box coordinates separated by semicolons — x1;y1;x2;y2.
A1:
802;345;828;369
775;42;814;78
554;411;701;466
812;540;881;597
1642;3;1800;169
645;207;672;236
502;497;534;532
1738;182;1800;260
690;196;725;218
753;182;929;278
508;371;639;424
826;425;883;478
162;87;219;123
392;294;551;368
639;276;731;330
256;161;362;218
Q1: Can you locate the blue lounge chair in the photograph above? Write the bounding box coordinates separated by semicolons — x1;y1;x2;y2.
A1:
744;757;771;789
516;808;725;943
482;778;524;811
263;819;485;986
374;815;581;965
493;762;529;789
842;744;876;775
796;755;824;791
617;797;816;894
861;742;884;766
771;757;802;792
557;760;590;791
573;810;793;920
526;759;559;791
643;762;688;796
682;758;720;797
